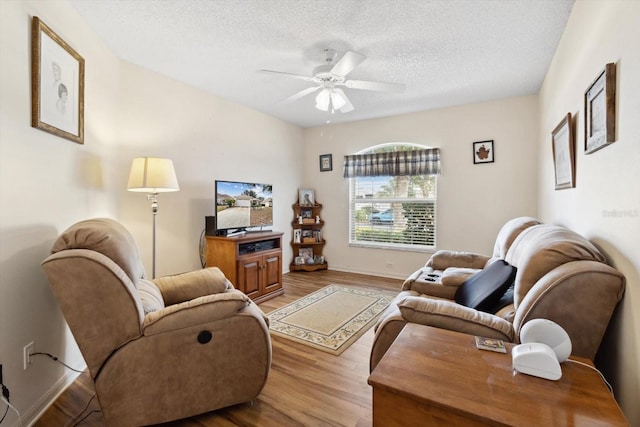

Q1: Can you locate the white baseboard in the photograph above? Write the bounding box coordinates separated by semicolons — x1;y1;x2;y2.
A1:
20;367;85;427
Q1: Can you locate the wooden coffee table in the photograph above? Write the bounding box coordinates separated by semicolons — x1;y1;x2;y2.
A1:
368;324;628;426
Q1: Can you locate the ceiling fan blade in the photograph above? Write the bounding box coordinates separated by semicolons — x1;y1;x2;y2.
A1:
259;69;315;82
344;79;406;93
330;51;366;77
279;86;320;105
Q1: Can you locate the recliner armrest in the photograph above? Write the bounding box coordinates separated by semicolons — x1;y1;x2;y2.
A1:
142;290;250;335
153;267;233;305
397;296;514;341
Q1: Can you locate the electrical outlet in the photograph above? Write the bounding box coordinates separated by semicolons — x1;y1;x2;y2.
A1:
23;342;34;370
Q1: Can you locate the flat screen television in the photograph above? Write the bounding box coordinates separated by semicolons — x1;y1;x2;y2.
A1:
215;180;273;234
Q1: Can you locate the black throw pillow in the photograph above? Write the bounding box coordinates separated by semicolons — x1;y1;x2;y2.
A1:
454;259;517;312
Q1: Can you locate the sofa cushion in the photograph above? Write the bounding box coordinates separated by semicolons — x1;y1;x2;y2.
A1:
454;259;517;312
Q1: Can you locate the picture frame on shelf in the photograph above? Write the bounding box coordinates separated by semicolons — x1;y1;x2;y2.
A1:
294;256;305;265
299;188;315;206
298;247;313;263
319;154;333;172
552;113;575;190
301;208;312;219
293;229;301;243
473;140;494;164
31;17;85;144
584;63;616;154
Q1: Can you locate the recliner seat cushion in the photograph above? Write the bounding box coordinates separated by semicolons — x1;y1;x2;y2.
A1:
454;259;517;312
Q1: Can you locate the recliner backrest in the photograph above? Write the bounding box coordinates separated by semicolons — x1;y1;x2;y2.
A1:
50;218;147;282
505;224;606;307
492;216;542;259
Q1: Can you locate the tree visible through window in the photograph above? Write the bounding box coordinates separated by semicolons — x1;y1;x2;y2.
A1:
348;143;438;250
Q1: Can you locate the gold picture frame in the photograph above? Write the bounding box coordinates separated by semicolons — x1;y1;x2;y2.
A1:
552;113;575;190
31;17;85;144
584;63;616;154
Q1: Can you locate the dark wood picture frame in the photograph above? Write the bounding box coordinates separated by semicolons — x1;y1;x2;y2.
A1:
584;63;616;154
319;154;333;171
552;113;575;190
473;140;494;164
31;17;85;144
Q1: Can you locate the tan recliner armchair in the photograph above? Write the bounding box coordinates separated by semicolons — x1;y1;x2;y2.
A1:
41;218;272;426
402;216;541;299
371;221;625;372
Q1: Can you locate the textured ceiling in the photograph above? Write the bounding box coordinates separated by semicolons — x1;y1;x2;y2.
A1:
69;0;574;128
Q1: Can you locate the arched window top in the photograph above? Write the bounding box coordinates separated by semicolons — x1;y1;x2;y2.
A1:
345;142;441;178
357;142;431;154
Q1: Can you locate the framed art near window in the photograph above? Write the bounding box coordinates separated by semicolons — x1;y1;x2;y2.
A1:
319;154;333;172
31;17;85;144
552;113;575;190
473;140;494;164
584;63;616;154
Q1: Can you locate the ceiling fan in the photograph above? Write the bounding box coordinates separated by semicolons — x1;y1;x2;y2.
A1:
260;49;405;113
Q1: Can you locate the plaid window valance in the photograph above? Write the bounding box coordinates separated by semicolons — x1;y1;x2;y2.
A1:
343;148;441;178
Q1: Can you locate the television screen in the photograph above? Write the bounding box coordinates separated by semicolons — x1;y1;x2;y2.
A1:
215;180;273;232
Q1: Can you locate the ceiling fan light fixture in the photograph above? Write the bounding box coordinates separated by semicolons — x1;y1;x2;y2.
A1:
315;89;330;111
330;90;347;110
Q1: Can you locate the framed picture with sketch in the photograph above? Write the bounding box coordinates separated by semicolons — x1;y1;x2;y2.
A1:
552;113;575;190
31;17;85;144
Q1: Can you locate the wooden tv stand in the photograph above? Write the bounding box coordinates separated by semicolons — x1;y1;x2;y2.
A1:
205;231;284;304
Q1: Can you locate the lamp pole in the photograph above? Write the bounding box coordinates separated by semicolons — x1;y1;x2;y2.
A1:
148;193;159;278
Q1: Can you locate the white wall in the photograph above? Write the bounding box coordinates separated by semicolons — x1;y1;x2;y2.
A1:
115;61;302;277
0;1;302;425
304;95;539;278
538;1;640;424
0;1;121;424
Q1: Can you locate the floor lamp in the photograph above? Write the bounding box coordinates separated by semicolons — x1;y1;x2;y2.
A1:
127;157;179;278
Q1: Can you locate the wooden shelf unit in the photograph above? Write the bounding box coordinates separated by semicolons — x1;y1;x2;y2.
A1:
205;231;284;303
291;202;327;272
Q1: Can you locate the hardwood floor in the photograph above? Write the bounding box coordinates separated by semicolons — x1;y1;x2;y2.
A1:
34;270;403;427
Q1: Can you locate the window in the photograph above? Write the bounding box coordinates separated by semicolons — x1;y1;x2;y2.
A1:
346;143;439;251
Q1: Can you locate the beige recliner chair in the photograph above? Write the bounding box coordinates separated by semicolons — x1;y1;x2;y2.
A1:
42;218;272;426
371;221;625;371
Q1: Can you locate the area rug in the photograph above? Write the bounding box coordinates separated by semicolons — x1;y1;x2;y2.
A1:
267;284;398;355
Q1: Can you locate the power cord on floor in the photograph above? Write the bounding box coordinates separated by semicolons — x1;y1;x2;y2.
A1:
64;393;98;427
30;352;99;425
0;364;23;426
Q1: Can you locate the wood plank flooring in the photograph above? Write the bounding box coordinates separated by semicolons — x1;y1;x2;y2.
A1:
34;270;403;427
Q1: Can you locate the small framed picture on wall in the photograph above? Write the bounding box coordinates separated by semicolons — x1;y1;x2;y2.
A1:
473;140;494;164
319;154;333;172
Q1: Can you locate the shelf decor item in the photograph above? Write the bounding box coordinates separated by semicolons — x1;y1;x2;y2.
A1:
299;188;315;206
584;63;616;154
473;140;494;164
551;113;575;190
31;17;85;144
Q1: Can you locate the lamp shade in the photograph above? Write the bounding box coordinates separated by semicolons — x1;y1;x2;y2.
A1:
127;157;179;193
